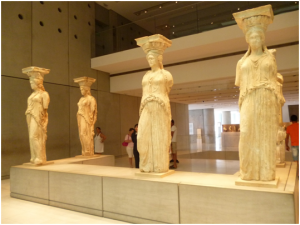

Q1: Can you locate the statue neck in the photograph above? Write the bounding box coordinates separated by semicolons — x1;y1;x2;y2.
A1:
151;65;161;72
250;47;263;56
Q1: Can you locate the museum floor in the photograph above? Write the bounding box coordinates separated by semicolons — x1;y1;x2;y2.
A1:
2;138;299;224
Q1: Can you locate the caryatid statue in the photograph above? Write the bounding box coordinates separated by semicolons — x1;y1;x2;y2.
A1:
276;73;286;165
233;5;282;181
135;34;173;173
23;66;50;165
74;77;97;156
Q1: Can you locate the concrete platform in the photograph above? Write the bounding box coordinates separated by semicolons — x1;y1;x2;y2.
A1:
10;160;298;224
23;161;54;167
277;162;286;168
135;170;175;178
235;176;280;188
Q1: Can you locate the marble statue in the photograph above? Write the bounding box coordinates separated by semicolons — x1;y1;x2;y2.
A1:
135;34;173;173
276;125;286;164
23;66;50;165
233;5;281;181
276;73;286;165
74;77;97;156
276;73;286;123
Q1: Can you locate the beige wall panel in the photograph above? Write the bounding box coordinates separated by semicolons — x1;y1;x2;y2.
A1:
97;71;110;92
175;103;189;136
69;2;97;87
1;2;31;77
10;167;49;200
176;135;190;150
1;77;31;176
120;95;139;155
69;87;98;157
189;109;204;136
32;2;69;85
137;97;142;113
49;172;102;210
44;83;70;161
103;177;179;223
97;91;122;156
170;102;176;120
179;184;295;224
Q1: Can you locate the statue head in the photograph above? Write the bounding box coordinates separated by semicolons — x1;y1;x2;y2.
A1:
146;52;163;69
233;5;273;51
74;76;96;96
245;27;265;51
136;34;171;70
22;66;49;92
80;86;91;96
30;77;45;91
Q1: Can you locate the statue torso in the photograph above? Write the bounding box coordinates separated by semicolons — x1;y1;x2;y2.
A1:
77;95;97;124
26;91;49;124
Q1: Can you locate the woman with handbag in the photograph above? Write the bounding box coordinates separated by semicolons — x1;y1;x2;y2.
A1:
123;128;135;167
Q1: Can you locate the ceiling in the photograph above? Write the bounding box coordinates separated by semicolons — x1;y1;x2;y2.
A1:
96;1;196;24
93;4;299;111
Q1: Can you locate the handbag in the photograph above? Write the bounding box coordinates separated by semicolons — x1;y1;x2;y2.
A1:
122;135;129;147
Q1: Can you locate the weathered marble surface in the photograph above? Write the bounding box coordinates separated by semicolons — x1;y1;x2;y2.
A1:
276;73;286;165
135;34;173;173
276;125;286;165
233;5;282;181
23;66;50;165
74;77;97;156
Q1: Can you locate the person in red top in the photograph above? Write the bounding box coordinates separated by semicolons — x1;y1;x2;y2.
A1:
286;115;299;177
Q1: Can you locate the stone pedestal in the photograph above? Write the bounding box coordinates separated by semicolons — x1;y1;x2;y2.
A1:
235;177;280;188
23;161;54;167
75;155;101;158
276;162;286;168
10;162;297;224
135;170;175;178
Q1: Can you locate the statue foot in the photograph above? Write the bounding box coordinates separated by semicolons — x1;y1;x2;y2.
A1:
34;159;43;165
30;158;34;163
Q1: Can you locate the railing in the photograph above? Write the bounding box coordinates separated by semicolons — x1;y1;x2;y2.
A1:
95;1;298;57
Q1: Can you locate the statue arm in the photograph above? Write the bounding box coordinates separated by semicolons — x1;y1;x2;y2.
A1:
42;92;50;109
139;72;149;116
163;70;173;92
235;60;242;87
41;92;50;130
90;98;97;124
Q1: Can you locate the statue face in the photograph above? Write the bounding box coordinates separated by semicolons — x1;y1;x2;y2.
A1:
248;31;264;50
147;54;159;68
30;81;38;91
80;87;88;96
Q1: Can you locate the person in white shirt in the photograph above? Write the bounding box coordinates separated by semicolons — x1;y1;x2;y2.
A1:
170;120;178;169
94;127;106;154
